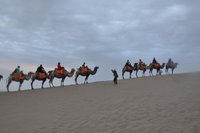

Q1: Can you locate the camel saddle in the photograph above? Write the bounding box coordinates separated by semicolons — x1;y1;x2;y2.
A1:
140;63;146;68
55;68;64;75
80;67;89;73
13;73;24;80
126;66;132;71
38;72;46;79
153;63;161;68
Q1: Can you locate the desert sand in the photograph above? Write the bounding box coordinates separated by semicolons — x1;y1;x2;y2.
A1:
0;72;200;133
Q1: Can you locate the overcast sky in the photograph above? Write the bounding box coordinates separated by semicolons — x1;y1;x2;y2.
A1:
0;0;200;91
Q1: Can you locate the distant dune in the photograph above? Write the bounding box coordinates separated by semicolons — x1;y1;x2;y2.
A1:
0;72;200;133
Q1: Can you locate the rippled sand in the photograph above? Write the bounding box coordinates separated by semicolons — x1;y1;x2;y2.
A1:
0;72;200;133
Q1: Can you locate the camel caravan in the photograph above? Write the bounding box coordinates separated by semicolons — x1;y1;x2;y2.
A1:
1;58;178;92
3;62;99;92
122;58;178;79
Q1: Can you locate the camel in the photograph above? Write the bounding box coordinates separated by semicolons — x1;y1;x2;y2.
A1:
75;66;99;85
165;62;178;74
149;63;165;76
135;64;150;77
122;63;138;79
0;75;3;81
28;72;48;90
48;68;75;87
6;73;32;92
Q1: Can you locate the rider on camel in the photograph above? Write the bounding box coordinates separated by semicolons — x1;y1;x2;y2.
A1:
57;62;62;70
13;66;20;74
152;57;160;68
168;58;174;66
139;59;145;67
125;60;132;67
56;62;64;74
80;62;89;72
12;66;25;79
36;64;47;77
152;57;158;64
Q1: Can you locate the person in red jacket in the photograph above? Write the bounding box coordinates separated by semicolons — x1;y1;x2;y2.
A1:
57;62;62;70
57;62;64;74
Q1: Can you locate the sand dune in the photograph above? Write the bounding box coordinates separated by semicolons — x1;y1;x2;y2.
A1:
0;72;200;133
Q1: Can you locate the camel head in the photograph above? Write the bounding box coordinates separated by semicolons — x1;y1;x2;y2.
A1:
71;68;76;73
67;68;76;77
90;66;99;75
94;66;99;70
0;75;3;81
161;63;165;68
133;63;138;68
25;74;31;80
27;72;35;79
174;62;178;68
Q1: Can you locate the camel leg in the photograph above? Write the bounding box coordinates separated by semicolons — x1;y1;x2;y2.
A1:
49;80;52;87
85;75;89;84
75;74;79;85
156;69;159;75
19;83;22;91
18;81;23;91
49;77;53;87
61;78;65;86
135;70;138;78
51;78;55;87
143;70;146;77
130;71;132;79
122;71;125;79
7;80;11;92
49;80;51;87
149;69;153;77
165;68;168;74
60;80;63;86
42;79;46;88
172;68;174;74
157;69;161;75
31;79;35;90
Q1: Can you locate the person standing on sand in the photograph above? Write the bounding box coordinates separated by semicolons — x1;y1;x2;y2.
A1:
111;69;118;84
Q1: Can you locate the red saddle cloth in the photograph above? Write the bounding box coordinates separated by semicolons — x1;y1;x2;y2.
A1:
81;67;89;73
14;73;24;80
56;69;64;74
153;63;161;68
39;73;46;79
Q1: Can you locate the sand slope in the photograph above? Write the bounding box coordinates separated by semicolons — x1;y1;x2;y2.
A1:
0;72;200;133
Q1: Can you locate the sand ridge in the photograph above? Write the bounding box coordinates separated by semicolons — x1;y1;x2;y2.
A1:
0;72;200;133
